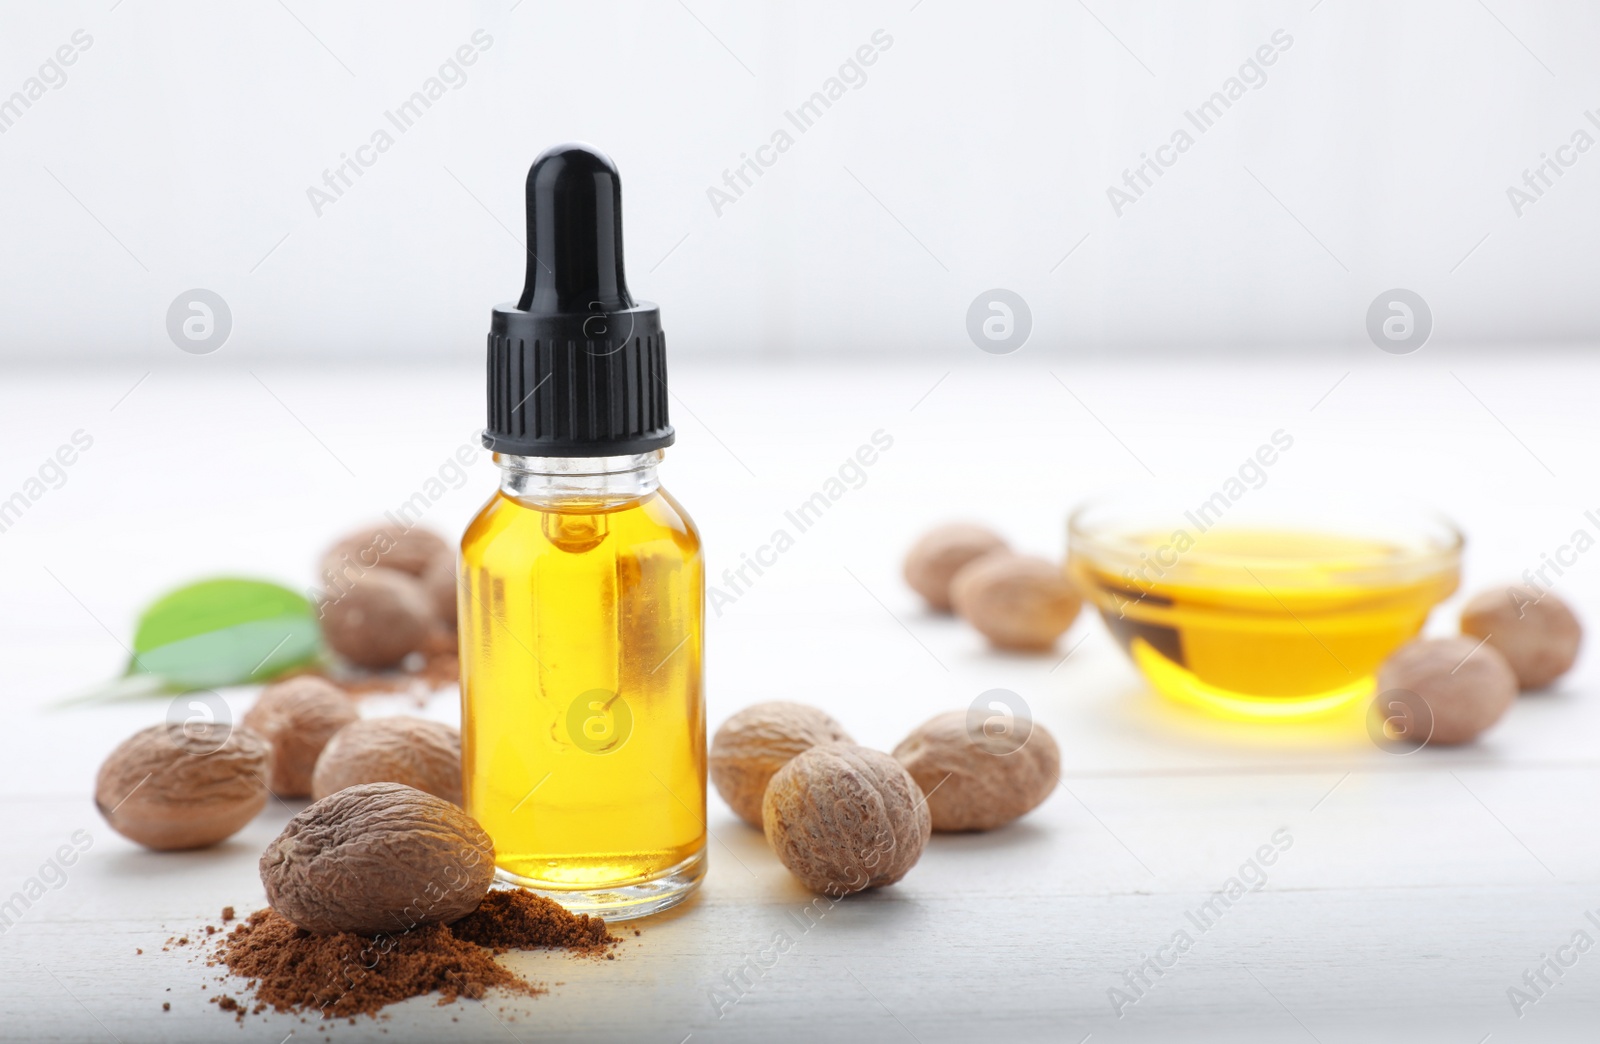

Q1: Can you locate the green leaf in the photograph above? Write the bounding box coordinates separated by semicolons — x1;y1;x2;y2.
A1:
127;577;323;689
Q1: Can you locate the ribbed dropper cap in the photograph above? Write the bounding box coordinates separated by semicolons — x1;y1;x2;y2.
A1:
483;143;673;457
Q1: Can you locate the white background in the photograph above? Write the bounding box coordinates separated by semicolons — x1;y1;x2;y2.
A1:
2;0;1599;361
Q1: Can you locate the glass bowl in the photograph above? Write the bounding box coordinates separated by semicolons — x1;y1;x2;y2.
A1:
1067;494;1462;720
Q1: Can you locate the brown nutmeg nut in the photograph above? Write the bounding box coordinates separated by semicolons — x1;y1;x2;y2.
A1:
260;782;494;934
762;743;930;896
242;676;359;798
320;568;434;669
1460;585;1581;690
903;524;1008;612
95;723;271;851
321;523;451;582
312;716;462;805
1376;637;1518;746
950;553;1081;651
893;711;1059;832
710;702;854;828
421;554;458;629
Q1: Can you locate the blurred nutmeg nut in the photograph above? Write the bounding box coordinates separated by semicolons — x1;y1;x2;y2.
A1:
1460;585;1581;690
311;716;462;805
242;676;359;798
1376;637;1518;746
260;782;493;934
95;722;271;851
903;524;1008;612
762;743;930;896
710;702;853;828
421;554;459;629
893;711;1059;832
321;523;451;582
950;553;1081;651
320;568;434;669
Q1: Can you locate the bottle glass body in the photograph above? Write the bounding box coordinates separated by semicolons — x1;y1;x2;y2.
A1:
459;450;705;918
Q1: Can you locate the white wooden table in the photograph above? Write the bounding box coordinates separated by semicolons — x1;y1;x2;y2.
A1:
2;353;1596;1042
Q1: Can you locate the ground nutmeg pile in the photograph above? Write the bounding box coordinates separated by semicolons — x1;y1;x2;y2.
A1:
451;888;616;956
209;889;619;1020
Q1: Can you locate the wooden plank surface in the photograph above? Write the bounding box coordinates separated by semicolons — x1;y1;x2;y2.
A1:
1;357;1595;1042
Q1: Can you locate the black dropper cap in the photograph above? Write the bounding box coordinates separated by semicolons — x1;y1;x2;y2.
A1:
483;143;672;457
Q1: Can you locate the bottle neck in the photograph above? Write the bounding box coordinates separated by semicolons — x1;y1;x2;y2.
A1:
495;449;662;504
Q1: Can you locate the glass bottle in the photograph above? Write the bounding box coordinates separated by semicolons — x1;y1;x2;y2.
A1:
458;143;705;918
460;450;704;916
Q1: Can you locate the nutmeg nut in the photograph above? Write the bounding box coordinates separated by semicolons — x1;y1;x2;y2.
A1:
242;676;359;798
950;553;1081;651
320;568;435;670
1376;636;1518;746
312;716;462;805
762;742;930;896
95;722;271;851
260;782;494;934
903;524;1008;612
893;711;1059;831
1460;585;1581;690
710;702;853;827
321;523;451;581
421;554;459;629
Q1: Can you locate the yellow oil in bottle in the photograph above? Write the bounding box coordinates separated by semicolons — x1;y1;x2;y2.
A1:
458;481;705;910
1069;528;1460;718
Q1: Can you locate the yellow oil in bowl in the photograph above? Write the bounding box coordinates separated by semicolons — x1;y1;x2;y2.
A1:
1068;504;1461;720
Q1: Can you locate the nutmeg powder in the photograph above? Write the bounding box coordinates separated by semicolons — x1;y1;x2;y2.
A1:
211;890;617;1020
452;888;615;955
